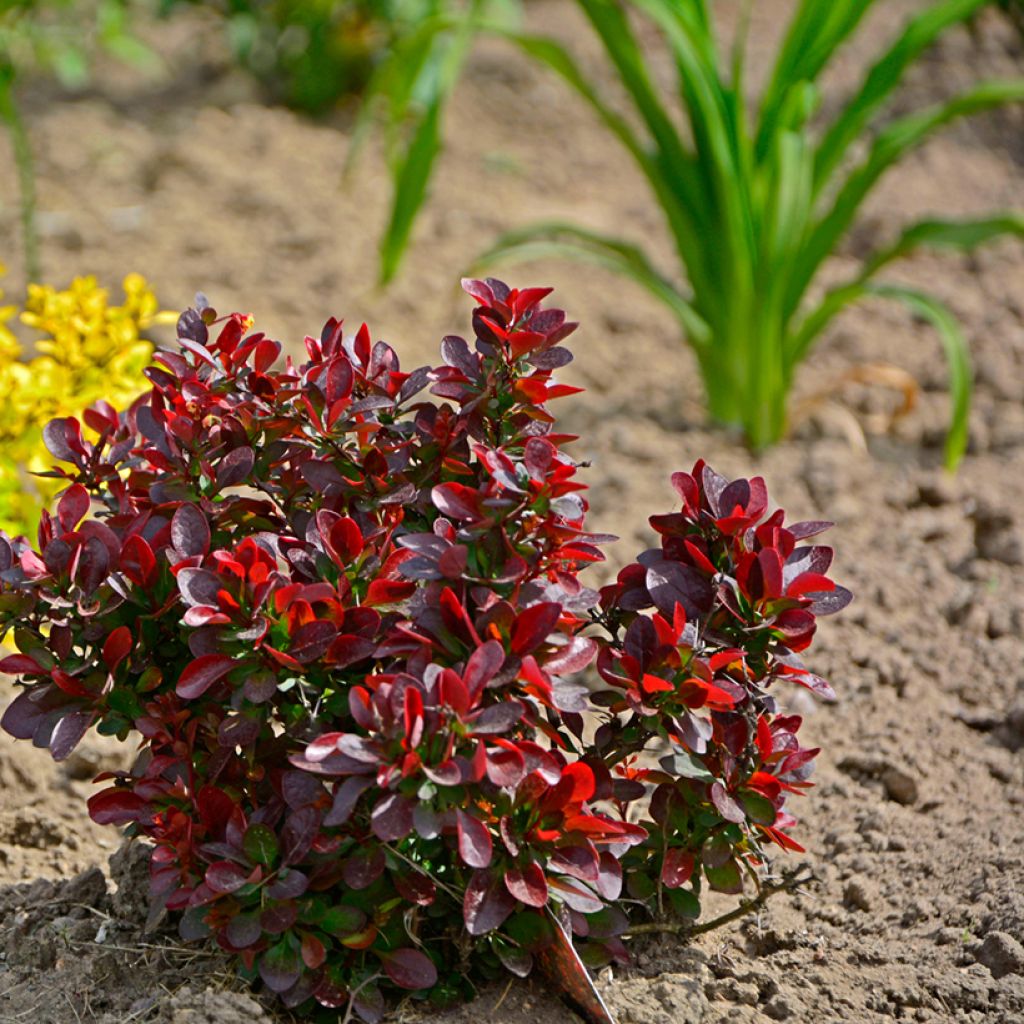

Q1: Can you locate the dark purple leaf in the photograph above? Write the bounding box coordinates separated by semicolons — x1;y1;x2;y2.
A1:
78;537;110;594
324;776;373;827
464;640;505;698
226;912;262;949
710;781;746;824
788;520;833;540
177;568;223;607
216;447;256;488
261;900;298;934
505;861;548;908
177;307;209;346
289;620;337;663
177;654;235;699
456;809;493;868
218;714;260;748
807;585;853;616
267;869;308;900
342;844;386;890
645;558;713;619
485;744;525;788
595;853;622;900
49;710;96;761
393;869;436;906
547;876;603;915
380;948;438;991
42;418;79;463
351;983;385;1023
206;860;249;894
259;940;302;994
281;806;320;863
783;545;834;584
463;868;516;936
171;504;211;558
468;700;523;735
370;792;414;841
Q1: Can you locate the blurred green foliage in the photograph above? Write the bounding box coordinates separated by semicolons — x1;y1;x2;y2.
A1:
0;1;155;280
375;0;1024;467
156;0;518;115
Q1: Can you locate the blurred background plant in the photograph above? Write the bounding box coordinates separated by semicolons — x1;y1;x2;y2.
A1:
155;0;517;115
996;0;1024;35
372;0;1024;468
0;0;156;281
0;265;167;536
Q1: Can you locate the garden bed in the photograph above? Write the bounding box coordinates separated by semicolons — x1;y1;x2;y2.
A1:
1;1;1023;1021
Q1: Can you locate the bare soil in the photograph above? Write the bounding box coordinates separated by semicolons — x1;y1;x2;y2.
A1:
1;2;1023;1022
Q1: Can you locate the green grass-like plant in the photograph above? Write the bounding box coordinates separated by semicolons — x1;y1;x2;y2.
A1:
375;0;1024;466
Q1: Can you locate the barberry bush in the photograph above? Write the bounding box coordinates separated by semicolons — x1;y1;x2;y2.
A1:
0;279;849;1019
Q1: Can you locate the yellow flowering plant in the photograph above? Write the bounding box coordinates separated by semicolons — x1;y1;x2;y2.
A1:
0;265;170;536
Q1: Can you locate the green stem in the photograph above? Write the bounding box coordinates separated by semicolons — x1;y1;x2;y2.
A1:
0;65;40;283
623;866;815;937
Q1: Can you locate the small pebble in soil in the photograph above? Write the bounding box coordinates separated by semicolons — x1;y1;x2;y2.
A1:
974;931;1024;979
882;767;919;806
843;880;874;912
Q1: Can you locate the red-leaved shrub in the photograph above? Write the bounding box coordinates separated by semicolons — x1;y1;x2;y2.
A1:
0;279;849;1018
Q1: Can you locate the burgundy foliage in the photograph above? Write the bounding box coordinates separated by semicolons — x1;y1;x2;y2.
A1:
0;279;848;1018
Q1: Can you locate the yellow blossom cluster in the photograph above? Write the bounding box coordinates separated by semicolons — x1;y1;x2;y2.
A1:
0;264;169;536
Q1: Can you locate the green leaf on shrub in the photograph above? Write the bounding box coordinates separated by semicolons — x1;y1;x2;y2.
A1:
738;790;777;826
243;823;279;866
705;859;743;895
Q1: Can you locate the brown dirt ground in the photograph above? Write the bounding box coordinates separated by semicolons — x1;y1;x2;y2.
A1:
1;1;1023;1022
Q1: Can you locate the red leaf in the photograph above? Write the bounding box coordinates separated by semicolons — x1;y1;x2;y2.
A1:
103;626;133;672
177;654;235;699
380;948;438;991
52;669;92;698
463;640;505;699
0;654;45;676
120;534;156;588
456;809;493;869
329;516;363;566
57;484;90;533
393;869;436;906
511;602;561;656
301;932;326;970
431;482;481;521
88;788;148;825
364;578;415;607
661;848;695;889
505;861;548;907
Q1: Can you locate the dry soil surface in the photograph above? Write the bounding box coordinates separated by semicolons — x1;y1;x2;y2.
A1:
1;2;1023;1022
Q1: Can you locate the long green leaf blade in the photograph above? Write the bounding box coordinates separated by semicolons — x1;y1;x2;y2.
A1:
868;284;971;470
494;26;714;306
472;221;711;347
788;213;1024;365
758;0;874;155
787;79;1024;322
378;97;443;285
813;0;989;192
